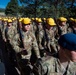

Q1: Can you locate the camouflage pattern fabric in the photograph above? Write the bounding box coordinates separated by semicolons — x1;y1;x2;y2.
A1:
33;54;76;75
45;26;58;53
12;30;40;59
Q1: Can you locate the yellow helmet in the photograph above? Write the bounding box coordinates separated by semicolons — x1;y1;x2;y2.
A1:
43;18;46;21
47;18;56;26
37;18;42;22
35;18;38;21
59;17;67;22
31;18;35;20
19;18;23;22
70;18;74;21
8;19;12;23
12;18;15;21
3;18;8;21
22;18;31;24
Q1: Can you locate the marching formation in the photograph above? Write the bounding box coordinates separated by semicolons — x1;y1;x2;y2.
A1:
0;16;76;75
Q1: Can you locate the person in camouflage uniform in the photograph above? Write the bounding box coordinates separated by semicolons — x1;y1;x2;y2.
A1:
18;18;23;29
2;19;17;66
2;18;8;34
3;18;8;29
37;18;45;48
31;18;38;35
12;17;18;28
36;18;46;55
68;18;76;34
33;33;76;75
31;18;35;33
57;17;68;37
12;18;41;75
44;18;58;53
2;19;17;44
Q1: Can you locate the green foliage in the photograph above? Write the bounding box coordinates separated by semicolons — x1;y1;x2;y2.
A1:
18;0;76;18
5;0;76;18
5;0;19;16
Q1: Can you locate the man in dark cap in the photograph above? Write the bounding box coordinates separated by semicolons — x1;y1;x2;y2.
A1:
33;33;76;75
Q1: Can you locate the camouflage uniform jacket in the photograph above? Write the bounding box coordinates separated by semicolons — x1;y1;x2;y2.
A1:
37;24;45;49
45;27;57;42
58;25;67;35
32;22;38;34
2;23;7;38
13;21;18;28
33;54;76;75
45;27;58;52
38;24;44;38
38;29;45;45
67;26;76;34
2;26;17;44
12;30;40;59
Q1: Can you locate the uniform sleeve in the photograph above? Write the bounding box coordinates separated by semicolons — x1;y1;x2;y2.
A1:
12;34;22;53
32;33;41;58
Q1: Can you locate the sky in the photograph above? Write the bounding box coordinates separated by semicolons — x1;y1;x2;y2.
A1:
0;0;10;8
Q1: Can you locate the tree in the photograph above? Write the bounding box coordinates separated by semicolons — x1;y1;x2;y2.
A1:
5;0;19;16
19;0;76;18
19;0;43;17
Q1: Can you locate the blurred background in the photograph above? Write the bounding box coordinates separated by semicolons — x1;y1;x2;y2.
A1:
0;0;76;18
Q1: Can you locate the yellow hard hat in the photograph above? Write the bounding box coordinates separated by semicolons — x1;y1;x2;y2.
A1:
37;18;42;22
8;19;12;23
12;17;17;21
43;18;46;21
3;18;8;21
22;18;31;24
31;18;35;20
59;17;67;22
19;18;23;22
12;18;15;21
70;18;74;21
35;18;38;21
47;18;56;26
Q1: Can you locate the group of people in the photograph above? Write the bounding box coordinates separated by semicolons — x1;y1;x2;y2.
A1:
0;16;76;75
